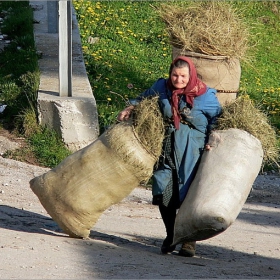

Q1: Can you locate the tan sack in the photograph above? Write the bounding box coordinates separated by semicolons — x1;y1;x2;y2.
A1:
173;48;241;105
173;128;263;245
30;122;157;238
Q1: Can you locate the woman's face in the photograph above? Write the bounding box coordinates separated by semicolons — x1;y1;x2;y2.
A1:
170;66;190;89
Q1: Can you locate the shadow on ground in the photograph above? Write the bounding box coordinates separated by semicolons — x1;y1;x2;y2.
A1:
0;205;62;236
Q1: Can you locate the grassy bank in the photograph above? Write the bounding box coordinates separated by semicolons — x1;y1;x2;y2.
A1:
74;0;280;138
0;1;279;168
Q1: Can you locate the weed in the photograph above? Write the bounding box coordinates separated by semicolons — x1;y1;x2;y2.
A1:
28;127;71;168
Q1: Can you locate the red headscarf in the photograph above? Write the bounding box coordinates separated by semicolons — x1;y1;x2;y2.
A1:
168;56;207;129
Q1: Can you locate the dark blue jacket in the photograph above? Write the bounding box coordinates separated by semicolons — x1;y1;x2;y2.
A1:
131;78;222;202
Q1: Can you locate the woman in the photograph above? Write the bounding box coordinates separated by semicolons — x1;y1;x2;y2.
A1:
118;56;222;257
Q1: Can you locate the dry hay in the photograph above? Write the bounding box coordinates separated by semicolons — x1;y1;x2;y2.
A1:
104;97;164;184
132;97;165;159
216;95;279;166
157;1;250;60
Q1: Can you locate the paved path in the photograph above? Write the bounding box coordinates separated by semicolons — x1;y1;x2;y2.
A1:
0;155;280;279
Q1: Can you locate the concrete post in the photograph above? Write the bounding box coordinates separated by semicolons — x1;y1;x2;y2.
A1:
32;0;100;151
58;0;72;97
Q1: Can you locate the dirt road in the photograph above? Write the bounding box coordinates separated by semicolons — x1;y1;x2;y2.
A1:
0;141;280;279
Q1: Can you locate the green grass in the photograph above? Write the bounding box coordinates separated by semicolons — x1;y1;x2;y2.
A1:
234;1;280;128
0;1;71;168
0;1;38;121
1;1;279;168
74;0;172;132
28;127;71;168
0;1;37;79
74;0;280;137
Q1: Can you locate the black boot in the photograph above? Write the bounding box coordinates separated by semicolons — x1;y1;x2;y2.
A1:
159;204;177;254
161;236;176;254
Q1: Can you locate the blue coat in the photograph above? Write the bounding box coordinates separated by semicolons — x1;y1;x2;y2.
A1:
131;78;222;203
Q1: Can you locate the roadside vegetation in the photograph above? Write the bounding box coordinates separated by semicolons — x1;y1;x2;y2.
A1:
0;1;71;167
73;1;280;133
74;0;279;168
0;1;279;169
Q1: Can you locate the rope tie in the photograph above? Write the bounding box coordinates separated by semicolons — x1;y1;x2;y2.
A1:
217;89;238;93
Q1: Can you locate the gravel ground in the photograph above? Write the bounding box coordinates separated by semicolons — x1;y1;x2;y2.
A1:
0;135;280;279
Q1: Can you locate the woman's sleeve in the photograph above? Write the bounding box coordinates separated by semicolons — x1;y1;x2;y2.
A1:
202;89;222;133
129;78;166;106
203;89;222;119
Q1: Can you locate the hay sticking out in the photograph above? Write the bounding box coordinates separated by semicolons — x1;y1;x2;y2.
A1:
216;96;279;166
105;122;156;182
103;97;164;182
132;97;165;159
156;1;250;60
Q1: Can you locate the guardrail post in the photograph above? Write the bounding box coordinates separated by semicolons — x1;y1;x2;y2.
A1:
58;0;72;97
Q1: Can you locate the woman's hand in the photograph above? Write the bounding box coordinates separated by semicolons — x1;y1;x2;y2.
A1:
205;144;211;151
205;131;220;151
117;105;135;121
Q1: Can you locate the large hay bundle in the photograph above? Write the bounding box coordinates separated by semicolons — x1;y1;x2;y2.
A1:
30;98;164;238
157;1;250;60
159;1;251;105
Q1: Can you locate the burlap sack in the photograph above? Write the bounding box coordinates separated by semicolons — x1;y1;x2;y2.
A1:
173;128;263;245
173;48;241;105
30;122;157;238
